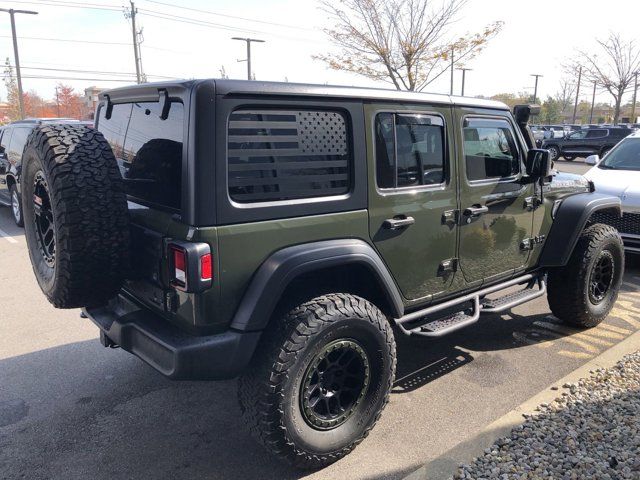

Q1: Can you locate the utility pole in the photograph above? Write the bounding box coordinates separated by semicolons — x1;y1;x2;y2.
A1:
124;1;142;83
458;68;471;96
232;37;265;80
55;85;60;117
631;71;639;124
449;48;454;95
0;8;38;120
572;66;582;124
589;81;597;124
530;74;543;104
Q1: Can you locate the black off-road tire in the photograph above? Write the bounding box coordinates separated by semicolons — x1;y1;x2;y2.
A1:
547;224;624;328
547;145;560;162
21;124;129;308
238;293;396;469
9;184;23;227
563;155;576;161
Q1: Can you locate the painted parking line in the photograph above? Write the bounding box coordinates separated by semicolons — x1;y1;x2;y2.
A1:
0;227;19;244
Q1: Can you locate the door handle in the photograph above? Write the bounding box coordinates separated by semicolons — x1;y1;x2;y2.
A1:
383;216;415;230
463;205;489;217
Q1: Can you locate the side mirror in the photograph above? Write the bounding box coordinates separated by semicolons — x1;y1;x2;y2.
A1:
585;154;600;166
526;149;552;179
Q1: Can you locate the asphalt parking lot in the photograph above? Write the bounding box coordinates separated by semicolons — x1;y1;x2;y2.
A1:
2;158;639;480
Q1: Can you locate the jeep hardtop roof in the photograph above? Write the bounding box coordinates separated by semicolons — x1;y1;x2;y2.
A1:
100;78;509;111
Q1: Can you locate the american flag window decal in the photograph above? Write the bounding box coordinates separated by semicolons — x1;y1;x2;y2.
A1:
227;109;351;203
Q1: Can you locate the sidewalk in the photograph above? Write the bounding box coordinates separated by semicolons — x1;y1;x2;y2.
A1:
407;328;640;480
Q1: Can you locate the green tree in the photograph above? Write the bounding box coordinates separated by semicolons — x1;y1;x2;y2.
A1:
3;57;21;121
540;97;562;124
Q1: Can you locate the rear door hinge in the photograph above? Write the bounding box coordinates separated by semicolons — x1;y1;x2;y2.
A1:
524;196;541;211
439;258;458;274
442;209;459;226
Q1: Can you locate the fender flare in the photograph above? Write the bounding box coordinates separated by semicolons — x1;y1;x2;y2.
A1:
538;192;621;267
229;239;404;332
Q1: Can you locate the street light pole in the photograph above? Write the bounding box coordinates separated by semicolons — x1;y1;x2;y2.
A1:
589;81;597;124
449;48;454;95
457;68;471;96
530;74;543;104
631;71;639;124
0;8;38;119
232;37;265;80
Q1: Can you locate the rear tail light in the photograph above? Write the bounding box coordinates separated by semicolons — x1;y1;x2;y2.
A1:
168;241;212;292
200;253;212;280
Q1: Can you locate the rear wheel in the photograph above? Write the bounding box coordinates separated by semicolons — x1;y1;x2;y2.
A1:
21;124;129;308
9;184;23;227
547;224;624;328
547;145;560;162
563;155;576;161
238;293;396;469
600;147;612;158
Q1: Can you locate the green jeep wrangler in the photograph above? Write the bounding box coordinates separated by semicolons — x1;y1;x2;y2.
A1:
21;80;624;469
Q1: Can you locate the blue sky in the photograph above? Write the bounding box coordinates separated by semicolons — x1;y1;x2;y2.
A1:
0;0;638;105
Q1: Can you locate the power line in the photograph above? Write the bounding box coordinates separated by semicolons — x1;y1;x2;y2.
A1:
138;8;322;43
18;74;141;82
0;0;121;12
8;64;177;79
142;0;315;32
0;34;184;52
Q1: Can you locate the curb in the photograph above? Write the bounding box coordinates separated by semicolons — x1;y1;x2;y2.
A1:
405;327;640;480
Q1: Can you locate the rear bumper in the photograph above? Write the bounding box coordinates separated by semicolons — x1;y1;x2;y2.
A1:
83;295;261;380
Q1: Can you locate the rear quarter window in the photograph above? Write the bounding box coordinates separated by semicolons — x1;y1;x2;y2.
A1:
227;109;352;203
97;101;184;211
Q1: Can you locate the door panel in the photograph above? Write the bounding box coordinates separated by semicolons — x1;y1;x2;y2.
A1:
367;104;458;302
456;111;534;284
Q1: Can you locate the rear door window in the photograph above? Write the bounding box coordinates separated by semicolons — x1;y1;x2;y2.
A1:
7;127;31;164
375;113;446;189
98;101;184;211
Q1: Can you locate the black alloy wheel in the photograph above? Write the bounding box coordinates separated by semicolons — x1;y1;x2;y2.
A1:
300;338;370;430
32;170;55;268
589;250;614;304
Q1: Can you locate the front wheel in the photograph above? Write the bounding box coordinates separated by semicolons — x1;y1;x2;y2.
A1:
547;145;560;162
238;293;396;469
563;155;576;161
547;224;624;328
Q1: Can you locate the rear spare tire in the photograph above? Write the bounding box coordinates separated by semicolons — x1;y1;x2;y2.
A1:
21;124;129;308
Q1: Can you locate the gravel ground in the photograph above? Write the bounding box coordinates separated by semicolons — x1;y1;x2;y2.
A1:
452;352;640;480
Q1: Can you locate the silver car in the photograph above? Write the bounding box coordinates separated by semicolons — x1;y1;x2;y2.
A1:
584;131;640;252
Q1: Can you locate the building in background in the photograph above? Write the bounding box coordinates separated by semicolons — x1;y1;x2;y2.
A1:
84;86;105;119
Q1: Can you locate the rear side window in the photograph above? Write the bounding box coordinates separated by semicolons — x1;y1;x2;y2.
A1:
227;109;351;203
375;113;445;189
586;129;607;139
463;118;520;181
7;127;31;160
98;101;184;210
0;127;12;151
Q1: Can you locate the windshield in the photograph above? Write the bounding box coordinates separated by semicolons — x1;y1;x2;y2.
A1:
599;138;640;170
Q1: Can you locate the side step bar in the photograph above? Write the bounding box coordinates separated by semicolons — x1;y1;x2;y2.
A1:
394;274;546;337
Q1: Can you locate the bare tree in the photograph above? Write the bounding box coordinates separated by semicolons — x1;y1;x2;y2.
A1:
315;0;502;91
572;33;640;124
554;79;576;114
